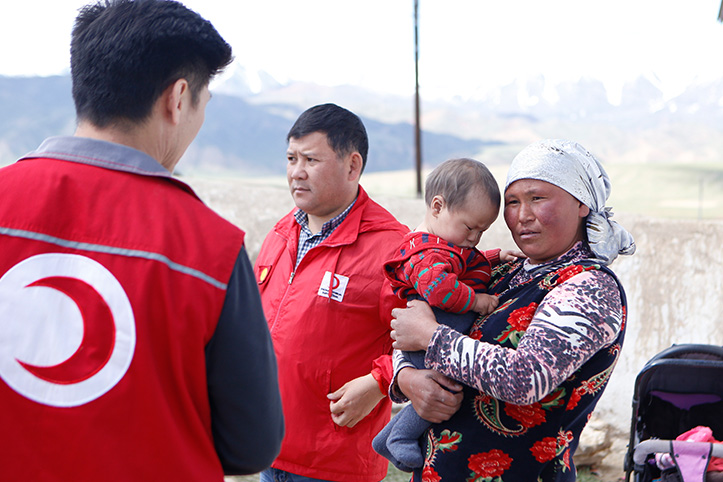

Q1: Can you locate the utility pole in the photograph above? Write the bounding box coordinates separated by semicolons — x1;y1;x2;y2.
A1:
414;0;422;197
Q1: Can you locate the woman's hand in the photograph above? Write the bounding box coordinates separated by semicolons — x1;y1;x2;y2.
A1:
390;299;439;352
397;367;463;423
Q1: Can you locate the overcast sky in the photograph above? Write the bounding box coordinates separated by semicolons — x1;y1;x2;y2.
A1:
2;0;723;101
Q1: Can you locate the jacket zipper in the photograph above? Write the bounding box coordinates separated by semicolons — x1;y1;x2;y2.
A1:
273;236;339;329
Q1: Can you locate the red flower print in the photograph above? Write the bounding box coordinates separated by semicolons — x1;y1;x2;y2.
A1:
467;449;512;479
555;265;585;284
566;388;582;410
562;448;571;470
557;430;574;446
496;302;538;346
504;402;546;428
438;431;460;446
539;388;566;409
531;437;558;463
422;466;441;482
508;303;538;331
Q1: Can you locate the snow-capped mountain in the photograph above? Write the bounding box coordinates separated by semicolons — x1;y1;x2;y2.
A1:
2;66;722;173
211;62;284;97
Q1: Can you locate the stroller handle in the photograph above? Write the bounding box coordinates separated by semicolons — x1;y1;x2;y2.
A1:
633;439;723;465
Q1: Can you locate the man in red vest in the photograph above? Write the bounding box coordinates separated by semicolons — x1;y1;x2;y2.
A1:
0;1;283;480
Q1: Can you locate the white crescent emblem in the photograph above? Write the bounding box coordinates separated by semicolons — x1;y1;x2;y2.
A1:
0;253;136;407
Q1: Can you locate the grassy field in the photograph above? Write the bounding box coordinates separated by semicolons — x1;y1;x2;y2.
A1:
7;154;720;220
377;163;723;221
603;162;723;220
226;464;606;482
224;463;409;482
239;161;723;221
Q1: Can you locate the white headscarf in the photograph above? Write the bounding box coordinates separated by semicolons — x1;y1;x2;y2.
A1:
505;139;636;265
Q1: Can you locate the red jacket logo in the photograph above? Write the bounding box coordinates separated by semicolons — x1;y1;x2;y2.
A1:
317;271;349;302
0;253;136;407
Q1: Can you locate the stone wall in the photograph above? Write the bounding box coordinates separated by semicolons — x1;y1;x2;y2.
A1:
189;176;723;479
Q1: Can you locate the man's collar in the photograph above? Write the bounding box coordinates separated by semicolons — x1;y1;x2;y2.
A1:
20;136;171;178
294;196;358;235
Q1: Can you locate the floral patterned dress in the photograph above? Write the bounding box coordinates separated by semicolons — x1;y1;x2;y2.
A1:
393;242;627;482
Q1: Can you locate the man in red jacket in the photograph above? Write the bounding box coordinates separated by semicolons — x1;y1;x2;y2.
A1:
255;104;408;482
0;1;283;480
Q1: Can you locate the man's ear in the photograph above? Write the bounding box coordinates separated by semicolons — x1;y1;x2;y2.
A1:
347;152;363;181
164;78;189;126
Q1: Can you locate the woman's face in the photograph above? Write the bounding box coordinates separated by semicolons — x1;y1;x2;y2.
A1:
504;179;590;265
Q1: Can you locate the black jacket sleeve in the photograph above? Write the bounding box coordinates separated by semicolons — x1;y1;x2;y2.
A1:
205;246;284;475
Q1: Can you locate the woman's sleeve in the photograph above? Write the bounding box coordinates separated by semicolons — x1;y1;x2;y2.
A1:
389;349;417;403
423;269;623;405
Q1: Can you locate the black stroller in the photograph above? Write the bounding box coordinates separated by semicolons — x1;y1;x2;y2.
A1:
624;344;723;482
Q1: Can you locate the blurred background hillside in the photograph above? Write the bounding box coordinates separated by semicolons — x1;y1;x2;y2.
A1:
1;71;722;220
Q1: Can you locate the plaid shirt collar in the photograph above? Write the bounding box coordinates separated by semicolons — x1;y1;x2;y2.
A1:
294;197;357;267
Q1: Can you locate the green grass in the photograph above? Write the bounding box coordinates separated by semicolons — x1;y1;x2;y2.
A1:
225;463;411;482
382;464;412;482
360;162;723;221
226;464;605;482
381;464;606;481
576;466;605;482
604;162;723;220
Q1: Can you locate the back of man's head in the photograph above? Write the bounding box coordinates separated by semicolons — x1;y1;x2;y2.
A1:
71;0;232;128
287;103;369;173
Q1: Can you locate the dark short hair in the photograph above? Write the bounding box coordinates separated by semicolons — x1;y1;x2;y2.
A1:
71;0;233;127
425;158;501;212
286;103;369;173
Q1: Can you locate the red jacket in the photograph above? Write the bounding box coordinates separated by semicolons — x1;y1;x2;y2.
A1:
0;137;283;481
255;186;407;482
384;231;499;313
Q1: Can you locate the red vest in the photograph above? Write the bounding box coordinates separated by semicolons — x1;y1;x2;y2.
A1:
0;158;245;481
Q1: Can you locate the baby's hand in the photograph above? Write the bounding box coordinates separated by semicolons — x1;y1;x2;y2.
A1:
472;293;499;315
500;249;524;262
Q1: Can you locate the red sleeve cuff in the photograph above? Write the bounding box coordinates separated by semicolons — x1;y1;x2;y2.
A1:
371;355;393;396
484;248;501;267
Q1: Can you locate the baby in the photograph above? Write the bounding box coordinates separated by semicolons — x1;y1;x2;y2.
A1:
373;158;517;471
